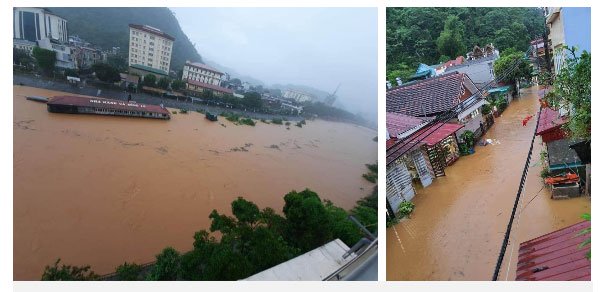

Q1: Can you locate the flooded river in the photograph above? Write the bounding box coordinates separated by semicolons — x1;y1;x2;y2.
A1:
386;86;591;280
13;85;377;280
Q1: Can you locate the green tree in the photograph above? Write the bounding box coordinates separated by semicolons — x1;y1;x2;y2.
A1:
436;15;466;61
91;63;121;83
242;91;263;109
106;54;128;71
201;89;214;100
283;189;333;251
32;46;56;75
41;259;98;280
13;48;34;67
493;48;532;84
142;74;157;87
324;201;362;246
171;79;185;91
544;48;591;139
115;262;142;280
157;76;171;90
146;247;181;280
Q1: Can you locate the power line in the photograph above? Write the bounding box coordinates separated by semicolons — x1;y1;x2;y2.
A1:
492;107;541;281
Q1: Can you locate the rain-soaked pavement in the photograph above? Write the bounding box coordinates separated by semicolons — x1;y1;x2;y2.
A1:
386;86;591;281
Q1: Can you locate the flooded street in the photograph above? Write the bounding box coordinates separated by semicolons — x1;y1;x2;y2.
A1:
386;86;590;280
13;86;377;280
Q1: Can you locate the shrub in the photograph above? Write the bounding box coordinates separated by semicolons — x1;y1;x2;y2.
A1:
179;108;188;114
271;118;283;125
240;118;256;126
398;201;415;218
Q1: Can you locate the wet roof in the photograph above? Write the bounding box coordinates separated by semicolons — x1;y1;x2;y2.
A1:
386;122;463;165
536;107;568;135
386;72;470;117
129;24;175;41
243;239;354;281
185;61;223;74
547;138;584;170
386;112;427;138
516;220;591;281
48;96;170;115
185;79;234;94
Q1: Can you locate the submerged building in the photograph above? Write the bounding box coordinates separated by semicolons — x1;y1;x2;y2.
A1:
47;95;170;119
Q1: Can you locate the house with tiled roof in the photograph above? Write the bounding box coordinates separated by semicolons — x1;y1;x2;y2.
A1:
386;71;488;140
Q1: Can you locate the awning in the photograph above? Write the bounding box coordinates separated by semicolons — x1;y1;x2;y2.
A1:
410;123;464;147
487;86;511;94
457;99;488;120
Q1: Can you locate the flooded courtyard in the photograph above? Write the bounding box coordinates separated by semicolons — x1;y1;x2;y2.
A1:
13;85;377;280
386;86;591;280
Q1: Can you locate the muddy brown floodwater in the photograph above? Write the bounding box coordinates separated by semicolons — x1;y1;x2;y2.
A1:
386;86;591;281
13;85;377;280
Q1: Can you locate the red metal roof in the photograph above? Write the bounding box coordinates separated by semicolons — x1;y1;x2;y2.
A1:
386;122;463;165
386;112;426;138
185;79;234;94
536;107;568;135
386;72;473;117
516;220;591;281
410;122;464;147
48;96;170;115
129;24;175;41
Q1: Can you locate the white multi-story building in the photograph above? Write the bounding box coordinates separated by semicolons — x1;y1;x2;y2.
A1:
13;7;75;69
182;61;223;86
128;24;174;76
283;89;315;103
14;7;69;44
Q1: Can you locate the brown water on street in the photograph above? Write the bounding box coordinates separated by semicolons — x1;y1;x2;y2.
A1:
13;85;377;280
386;86;590;281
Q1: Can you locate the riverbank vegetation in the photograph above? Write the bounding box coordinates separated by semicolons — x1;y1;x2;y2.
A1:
42;188;377;281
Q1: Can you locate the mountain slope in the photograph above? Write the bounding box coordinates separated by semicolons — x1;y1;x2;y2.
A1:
51;7;202;72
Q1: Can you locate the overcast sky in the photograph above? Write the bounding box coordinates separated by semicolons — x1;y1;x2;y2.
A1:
171;7;377;121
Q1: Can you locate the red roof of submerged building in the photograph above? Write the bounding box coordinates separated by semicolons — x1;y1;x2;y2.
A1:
386;122;463;165
536;107;568;136
48;95;170;115
516;221;591;281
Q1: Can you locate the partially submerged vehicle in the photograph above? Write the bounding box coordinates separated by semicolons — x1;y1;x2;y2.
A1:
206;112;218;121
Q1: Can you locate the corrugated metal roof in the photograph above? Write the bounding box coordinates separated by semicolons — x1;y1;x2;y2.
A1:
536;107;568;135
516;220;591;281
386;122;463;165
386;112;427;138
130;64;169;76
386;72;471;117
48;95;170;115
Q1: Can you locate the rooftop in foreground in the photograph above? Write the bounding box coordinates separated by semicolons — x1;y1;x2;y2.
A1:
516;220;591;281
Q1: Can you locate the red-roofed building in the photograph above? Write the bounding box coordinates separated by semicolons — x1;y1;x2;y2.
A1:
386;112;429;139
536;107;568;143
516;220;590;281
47;95;170;119
182;61;233;96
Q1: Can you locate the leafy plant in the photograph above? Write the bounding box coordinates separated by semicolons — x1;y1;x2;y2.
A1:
460;130;475;149
398;201;415;218
271;118;283;125
240;118;256;126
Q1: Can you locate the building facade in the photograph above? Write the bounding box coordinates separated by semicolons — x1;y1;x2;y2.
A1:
283;89;315;103
128;24;174;75
182;61;223;86
545;7;591;73
14;8;69;44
